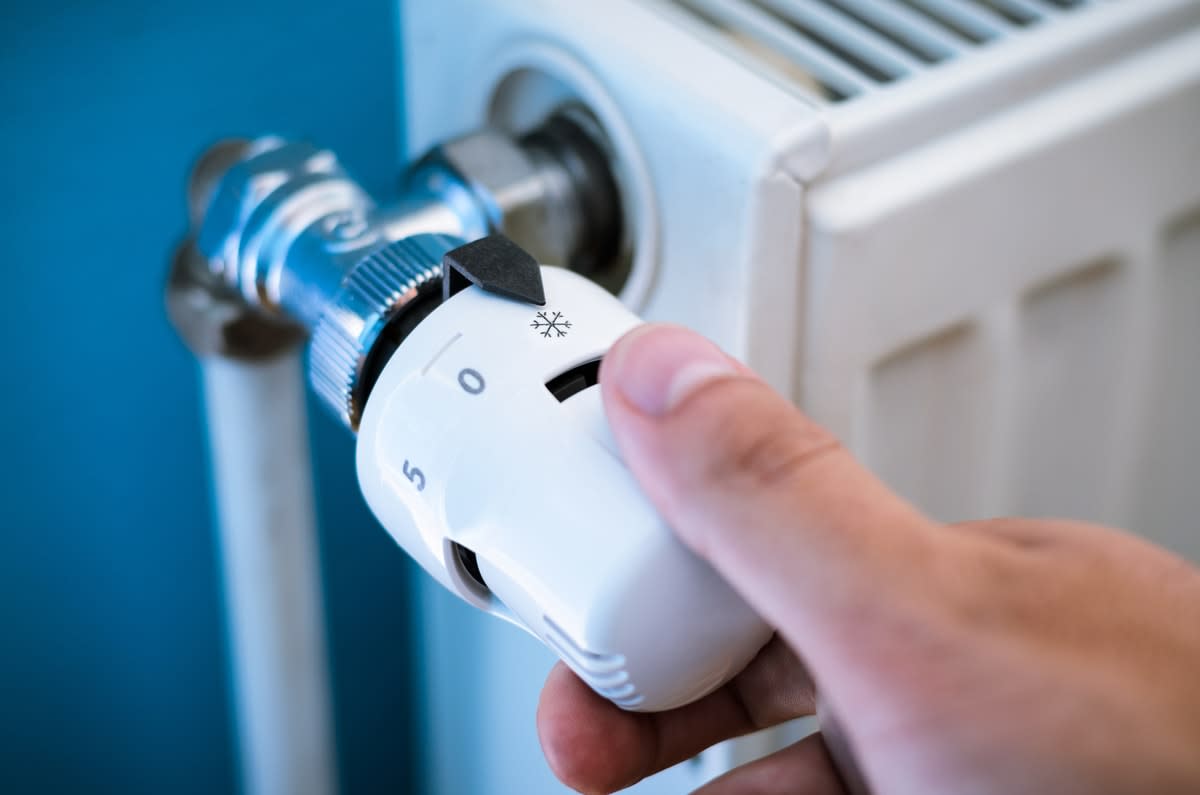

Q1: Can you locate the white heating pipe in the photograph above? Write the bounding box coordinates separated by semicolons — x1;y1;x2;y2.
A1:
201;350;337;795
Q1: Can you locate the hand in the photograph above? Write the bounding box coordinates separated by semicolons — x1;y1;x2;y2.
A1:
536;324;1200;794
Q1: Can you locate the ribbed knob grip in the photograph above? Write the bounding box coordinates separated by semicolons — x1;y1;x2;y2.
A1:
308;233;462;430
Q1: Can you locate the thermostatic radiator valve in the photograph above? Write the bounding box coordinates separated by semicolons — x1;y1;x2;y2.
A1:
169;113;770;712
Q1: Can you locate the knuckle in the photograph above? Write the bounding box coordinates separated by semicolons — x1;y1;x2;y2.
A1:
702;397;843;492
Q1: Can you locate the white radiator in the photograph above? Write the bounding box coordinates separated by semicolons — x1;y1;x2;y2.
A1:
401;1;1200;790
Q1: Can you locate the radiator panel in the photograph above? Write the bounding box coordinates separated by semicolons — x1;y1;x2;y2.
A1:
402;2;1200;792
806;29;1200;554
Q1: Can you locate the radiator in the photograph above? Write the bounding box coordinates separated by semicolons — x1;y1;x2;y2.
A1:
401;1;1200;790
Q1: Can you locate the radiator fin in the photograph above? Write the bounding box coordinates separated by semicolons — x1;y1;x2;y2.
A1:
1131;209;1200;557
865;322;994;522
1013;260;1126;522
665;0;1093;101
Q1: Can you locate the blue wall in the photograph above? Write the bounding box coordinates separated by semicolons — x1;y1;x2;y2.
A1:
1;2;421;792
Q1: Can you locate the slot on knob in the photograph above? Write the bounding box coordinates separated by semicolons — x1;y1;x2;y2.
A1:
450;541;490;596
545;358;602;402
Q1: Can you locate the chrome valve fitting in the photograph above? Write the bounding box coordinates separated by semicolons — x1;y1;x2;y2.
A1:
170;110;623;430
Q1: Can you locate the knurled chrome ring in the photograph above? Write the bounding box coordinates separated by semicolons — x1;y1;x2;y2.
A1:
308;233;462;430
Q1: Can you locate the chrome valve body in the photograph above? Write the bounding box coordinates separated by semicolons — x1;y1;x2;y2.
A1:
168;111;623;430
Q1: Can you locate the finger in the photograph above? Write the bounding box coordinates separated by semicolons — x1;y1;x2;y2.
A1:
694;733;847;795
952;517;1160;556
537;637;816;793
600;324;949;652
951;517;1067;549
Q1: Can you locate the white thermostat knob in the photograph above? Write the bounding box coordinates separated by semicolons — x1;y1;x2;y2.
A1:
356;236;771;712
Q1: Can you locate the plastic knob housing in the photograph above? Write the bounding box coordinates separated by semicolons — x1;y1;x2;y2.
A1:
355;264;771;712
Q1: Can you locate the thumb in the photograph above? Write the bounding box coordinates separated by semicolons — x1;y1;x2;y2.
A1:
600;324;949;652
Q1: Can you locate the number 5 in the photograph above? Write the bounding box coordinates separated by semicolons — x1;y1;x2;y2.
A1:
402;459;426;492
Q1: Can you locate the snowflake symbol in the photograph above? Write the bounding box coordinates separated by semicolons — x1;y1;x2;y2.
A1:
531;310;572;338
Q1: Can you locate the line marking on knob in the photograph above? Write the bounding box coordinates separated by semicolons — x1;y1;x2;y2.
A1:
422;332;463;376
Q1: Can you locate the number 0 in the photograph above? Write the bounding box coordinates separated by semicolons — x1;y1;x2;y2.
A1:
458;368;485;395
402;459;426;492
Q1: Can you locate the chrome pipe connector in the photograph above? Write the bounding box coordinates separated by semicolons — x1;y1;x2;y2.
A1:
407;109;622;276
171;111;623;431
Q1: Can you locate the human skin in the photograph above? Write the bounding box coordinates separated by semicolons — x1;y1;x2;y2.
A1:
535;324;1200;795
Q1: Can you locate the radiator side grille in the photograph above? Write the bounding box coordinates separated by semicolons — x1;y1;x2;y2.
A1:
662;0;1095;102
